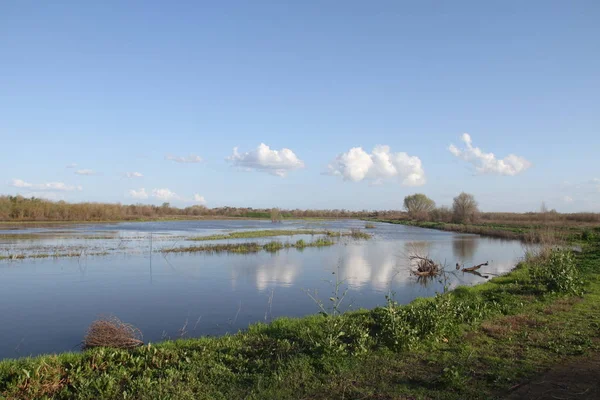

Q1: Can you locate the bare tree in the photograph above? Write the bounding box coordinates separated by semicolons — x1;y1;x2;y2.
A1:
452;192;479;223
403;193;436;220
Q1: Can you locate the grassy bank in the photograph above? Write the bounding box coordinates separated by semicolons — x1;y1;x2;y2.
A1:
368;218;600;244
1;233;599;398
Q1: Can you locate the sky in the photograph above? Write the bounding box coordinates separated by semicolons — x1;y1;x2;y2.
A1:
1;1;599;212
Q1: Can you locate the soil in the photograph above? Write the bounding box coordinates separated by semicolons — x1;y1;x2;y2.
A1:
504;352;600;399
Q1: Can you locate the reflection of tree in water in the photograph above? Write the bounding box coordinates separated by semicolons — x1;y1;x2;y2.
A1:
452;236;479;261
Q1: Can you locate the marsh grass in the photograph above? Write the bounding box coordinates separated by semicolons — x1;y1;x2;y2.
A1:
189;229;372;241
162;238;336;255
188;229;329;241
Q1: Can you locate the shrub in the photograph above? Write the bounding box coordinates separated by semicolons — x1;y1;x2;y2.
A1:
529;249;583;295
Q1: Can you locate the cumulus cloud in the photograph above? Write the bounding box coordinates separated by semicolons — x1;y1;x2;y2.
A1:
75;169;95;176
326;145;426;186
165;154;203;163
152;188;180;201
227;143;305;177
193;194;207;204
125;172;143;178
448;133;531;176
66;163;77;168
128;188;148;199
10;178;82;192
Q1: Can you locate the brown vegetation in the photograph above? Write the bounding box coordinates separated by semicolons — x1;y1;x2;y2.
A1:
83;317;143;350
0;196;389;222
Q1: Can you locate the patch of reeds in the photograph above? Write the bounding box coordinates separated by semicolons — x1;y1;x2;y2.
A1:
162;238;336;255
364;222;376;229
188;229;328;241
83;316;143;350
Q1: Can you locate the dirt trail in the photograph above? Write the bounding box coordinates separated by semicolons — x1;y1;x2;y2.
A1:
504;353;600;399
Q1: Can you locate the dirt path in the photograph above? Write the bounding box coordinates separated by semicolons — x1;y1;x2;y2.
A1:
504;353;600;399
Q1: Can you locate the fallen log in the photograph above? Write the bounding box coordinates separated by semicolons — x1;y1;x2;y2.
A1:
461;261;488;272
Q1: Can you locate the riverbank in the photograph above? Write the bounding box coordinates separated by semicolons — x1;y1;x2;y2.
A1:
367;218;599;244
1;225;598;399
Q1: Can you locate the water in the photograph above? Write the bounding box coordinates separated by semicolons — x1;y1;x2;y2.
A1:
0;219;526;359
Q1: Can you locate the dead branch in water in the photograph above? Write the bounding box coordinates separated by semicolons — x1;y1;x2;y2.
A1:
83;316;143;350
409;255;440;277
461;261;488;272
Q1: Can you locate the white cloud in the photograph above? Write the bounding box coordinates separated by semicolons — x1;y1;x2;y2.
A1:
125;172;143;178
193;194;207;205
10;179;82;192
165;154;203;163
75;169;95;176
326;145;426;186
563;196;574;203
66;163;77;168
449;133;532;176
227;143;305;177
152;188;180;201
128;188;148;199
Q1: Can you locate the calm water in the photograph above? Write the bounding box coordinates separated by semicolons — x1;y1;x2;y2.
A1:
0;220;526;359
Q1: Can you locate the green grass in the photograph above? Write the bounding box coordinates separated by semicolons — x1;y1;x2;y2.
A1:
188;229;330;241
162;238;336;254
189;229;372;241
1;233;598;399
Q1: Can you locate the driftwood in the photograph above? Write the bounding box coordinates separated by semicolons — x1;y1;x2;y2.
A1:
83;316;143;350
462;270;489;279
461;261;488;272
410;255;440;277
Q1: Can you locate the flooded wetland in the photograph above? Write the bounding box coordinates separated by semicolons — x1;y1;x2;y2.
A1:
0;219;526;359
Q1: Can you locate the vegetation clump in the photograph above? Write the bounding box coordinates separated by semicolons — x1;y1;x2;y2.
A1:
163;238;336;255
189;229;328;241
83;317;143;350
529;249;583;294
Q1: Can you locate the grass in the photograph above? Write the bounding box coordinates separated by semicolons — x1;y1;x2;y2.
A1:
1;227;598;399
0;251;109;261
162;238;336;254
188;229;330;241
189;229;372;241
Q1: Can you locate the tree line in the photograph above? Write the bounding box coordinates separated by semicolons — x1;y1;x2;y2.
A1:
0;195;402;222
403;192;480;223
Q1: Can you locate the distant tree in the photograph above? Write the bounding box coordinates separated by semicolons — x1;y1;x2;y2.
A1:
430;206;453;223
270;207;282;223
540;201;549;214
452;192;479;223
403;193;436;220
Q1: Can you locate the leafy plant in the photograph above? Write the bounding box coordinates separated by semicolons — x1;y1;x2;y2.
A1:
529;249;583;295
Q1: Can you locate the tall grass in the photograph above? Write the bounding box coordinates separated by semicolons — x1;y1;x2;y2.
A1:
162;238;336;254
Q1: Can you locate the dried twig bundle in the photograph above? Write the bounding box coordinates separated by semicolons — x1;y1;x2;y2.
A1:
83;316;143;350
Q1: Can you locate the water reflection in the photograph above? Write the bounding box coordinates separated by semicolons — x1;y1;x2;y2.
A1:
452;236;479;262
255;254;299;291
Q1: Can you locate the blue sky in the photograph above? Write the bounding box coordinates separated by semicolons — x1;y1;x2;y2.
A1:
1;1;599;212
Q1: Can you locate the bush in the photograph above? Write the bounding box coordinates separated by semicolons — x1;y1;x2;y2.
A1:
530;249;583;295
